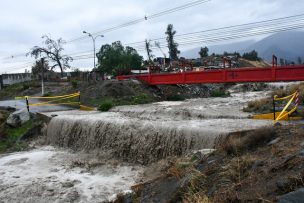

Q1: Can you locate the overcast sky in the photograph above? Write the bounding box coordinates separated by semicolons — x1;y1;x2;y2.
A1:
1;0;303;74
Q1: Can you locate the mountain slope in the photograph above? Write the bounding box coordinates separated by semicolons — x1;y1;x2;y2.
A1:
245;31;304;62
181;30;304;62
181;40;255;59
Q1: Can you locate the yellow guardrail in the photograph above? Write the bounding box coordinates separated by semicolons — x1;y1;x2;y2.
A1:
273;91;299;124
15;92;94;112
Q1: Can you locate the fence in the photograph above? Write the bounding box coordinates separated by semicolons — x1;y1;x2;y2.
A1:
273;91;299;124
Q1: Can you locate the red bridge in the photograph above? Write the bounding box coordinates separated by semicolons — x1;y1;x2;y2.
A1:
117;57;304;85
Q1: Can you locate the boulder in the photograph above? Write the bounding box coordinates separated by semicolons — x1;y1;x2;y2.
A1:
278;188;304;203
6;109;30;127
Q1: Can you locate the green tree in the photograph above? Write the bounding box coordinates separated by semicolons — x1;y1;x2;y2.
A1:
165;24;180;60
96;41;143;76
199;46;209;58
242;50;260;61
31;59;50;76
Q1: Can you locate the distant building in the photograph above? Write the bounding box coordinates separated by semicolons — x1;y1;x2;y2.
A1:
0;73;32;89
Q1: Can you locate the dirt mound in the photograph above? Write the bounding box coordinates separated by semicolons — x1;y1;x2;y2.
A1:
239;58;271;68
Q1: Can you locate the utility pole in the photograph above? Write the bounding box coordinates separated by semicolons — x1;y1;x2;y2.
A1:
83;31;104;69
41;58;45;96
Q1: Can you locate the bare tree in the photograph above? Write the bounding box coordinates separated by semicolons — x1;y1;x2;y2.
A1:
27;35;73;77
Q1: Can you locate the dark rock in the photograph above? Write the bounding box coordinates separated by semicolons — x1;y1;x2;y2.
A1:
61;181;74;188
297;150;304;157
251;160;264;171
276;179;290;191
208;185;217;196
278;188;304;203
140;176;185;203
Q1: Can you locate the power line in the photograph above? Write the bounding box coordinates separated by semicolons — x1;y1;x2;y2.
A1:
3;13;304;68
125;13;304;47
66;0;211;43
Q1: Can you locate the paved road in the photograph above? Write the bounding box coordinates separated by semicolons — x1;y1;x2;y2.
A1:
0;99;75;113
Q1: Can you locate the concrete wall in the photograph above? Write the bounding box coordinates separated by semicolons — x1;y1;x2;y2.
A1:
1;73;32;88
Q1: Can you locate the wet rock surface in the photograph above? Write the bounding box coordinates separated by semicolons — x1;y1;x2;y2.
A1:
6;109;30;127
278;188;304;203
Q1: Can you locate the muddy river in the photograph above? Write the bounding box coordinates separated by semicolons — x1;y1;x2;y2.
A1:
0;89;273;202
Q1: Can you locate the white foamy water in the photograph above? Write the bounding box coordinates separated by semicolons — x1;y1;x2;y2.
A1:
0;146;142;203
43;91;273;164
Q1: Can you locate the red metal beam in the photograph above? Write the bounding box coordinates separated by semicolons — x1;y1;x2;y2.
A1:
117;65;304;85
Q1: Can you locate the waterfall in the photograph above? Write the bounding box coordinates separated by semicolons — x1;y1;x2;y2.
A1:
46;112;225;164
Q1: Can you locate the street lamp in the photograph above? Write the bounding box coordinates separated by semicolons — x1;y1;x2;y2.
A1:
83;31;104;69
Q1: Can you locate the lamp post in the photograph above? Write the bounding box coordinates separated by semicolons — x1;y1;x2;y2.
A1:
83;31;104;69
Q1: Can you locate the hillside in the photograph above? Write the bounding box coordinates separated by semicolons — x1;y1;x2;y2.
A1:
245;31;304;62
182;30;304;62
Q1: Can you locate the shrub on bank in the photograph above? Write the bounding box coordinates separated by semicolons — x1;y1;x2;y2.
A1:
98;100;113;112
166;94;185;101
132;93;152;104
210;90;230;97
71;80;78;88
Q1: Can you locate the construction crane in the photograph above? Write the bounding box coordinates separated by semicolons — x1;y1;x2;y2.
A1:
154;41;166;67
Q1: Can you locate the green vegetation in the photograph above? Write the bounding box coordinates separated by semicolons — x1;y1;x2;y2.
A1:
166;94;185;101
166;24;180;60
242;50;260;61
210;90;230;97
199;46;209;58
96;41;143;76
98;100;113;112
0;81;39;100
71;80;78;88
0;120;33;152
96;93;153;111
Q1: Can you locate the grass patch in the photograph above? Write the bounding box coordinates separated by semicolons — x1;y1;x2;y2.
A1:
71;80;78;88
0;119;33;152
243;98;272;113
95;93;154;111
132;93;152;104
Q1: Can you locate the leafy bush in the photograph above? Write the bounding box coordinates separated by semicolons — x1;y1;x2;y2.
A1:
42;92;52;97
98;100;113;111
132;94;151;104
71;80;78;88
22;83;30;90
166;94;185;101
210;90;230;97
